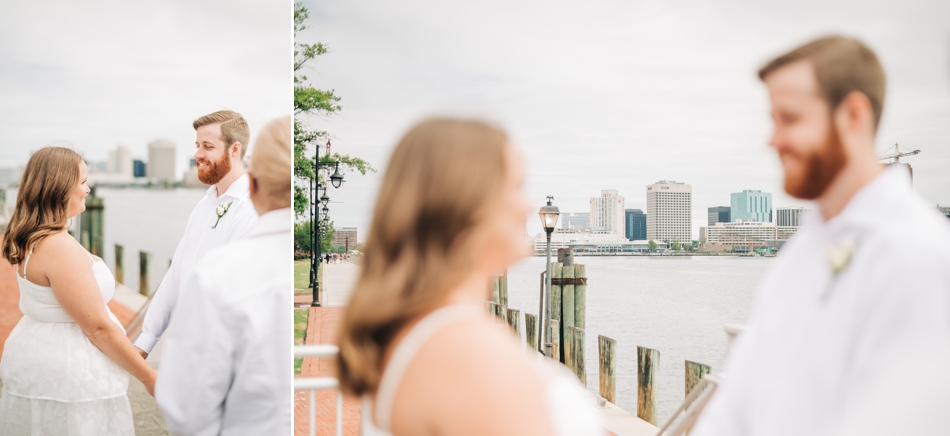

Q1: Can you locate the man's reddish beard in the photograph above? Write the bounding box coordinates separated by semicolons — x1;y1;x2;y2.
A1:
782;122;848;200
197;151;232;185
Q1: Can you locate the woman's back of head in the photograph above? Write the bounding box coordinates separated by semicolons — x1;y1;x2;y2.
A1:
337;117;516;397
1;147;83;265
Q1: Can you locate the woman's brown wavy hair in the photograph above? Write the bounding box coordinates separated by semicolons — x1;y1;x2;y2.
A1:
336;118;509;396
1;147;83;265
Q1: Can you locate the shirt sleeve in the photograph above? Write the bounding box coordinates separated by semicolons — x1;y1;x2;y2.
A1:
155;263;236;436
134;241;183;354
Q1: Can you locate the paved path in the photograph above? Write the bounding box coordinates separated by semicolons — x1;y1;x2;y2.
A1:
295;306;361;436
322;262;360;307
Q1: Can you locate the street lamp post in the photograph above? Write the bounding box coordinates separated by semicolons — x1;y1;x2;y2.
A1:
538;196;560;359
310;141;345;307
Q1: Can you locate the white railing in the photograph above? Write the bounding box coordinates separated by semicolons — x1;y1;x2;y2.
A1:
295;344;343;436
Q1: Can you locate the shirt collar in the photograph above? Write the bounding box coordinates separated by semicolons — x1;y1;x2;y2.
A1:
819;165;911;232
206;173;251;200
244;207;292;238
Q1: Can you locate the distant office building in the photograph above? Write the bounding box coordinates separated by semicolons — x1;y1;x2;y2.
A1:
708;206;730;226
625;209;646;241
731;190;772;222
646;180;692;243
133;160;146;178
700;220;799;251
333;227;358;250
107;145;133;177
181;158;203;188
590;189;625;235
776;207;808;227
561;212;590;231
147;140;176;183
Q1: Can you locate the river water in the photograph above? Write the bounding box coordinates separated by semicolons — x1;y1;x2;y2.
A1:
506;255;773;424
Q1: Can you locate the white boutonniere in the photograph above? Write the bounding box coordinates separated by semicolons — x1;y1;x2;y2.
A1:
821;240;855;302
212;201;233;229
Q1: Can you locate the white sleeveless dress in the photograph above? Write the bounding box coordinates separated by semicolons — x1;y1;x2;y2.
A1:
0;244;134;435
361;305;604;436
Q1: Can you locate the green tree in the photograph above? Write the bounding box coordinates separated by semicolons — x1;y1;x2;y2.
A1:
647;240;657;253
293;3;375;217
294;221;313;253
672;238;681;251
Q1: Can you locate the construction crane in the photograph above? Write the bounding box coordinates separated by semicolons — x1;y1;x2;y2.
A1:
878;142;921;163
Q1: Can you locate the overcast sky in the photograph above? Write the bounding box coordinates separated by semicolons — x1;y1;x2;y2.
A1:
0;0;290;176
298;0;950;240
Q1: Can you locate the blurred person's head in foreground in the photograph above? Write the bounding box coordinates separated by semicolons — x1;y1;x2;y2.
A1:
337;117;531;396
760;35;886;217
1;146;87;265
193;110;250;186
247;116;292;215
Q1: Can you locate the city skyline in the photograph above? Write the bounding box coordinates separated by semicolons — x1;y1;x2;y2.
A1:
296;0;950;241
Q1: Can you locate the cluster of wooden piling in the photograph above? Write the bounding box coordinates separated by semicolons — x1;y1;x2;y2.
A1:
487;260;713;427
114;243;156;297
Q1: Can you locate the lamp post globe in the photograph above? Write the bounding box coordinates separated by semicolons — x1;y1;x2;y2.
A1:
330;167;344;189
320;192;330;206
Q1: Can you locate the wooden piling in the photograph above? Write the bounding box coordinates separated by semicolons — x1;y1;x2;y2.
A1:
563;325;574;370
493;303;507;323
550;262;563;362
685;360;711;399
490;277;500;305
599;335;617;403
114;244;124;285
506;308;520;336
525;313;539;352
574;264;586;329
549;319;559;360
138;251;151;296
499;270;508;307
637;346;660;425
568;326;586;385
562;265;575;327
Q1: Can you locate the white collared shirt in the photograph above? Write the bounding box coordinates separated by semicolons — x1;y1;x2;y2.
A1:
134;174;257;353
156;207;292;436
692;167;950;436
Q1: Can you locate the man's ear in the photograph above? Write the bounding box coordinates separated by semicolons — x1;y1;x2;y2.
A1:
230;142;242;159
835;91;874;140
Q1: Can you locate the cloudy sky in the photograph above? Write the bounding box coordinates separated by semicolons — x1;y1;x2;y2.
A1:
298;0;950;240
0;0;290;176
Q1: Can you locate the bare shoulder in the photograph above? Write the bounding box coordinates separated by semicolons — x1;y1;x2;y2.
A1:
391;315;556;435
36;232;85;259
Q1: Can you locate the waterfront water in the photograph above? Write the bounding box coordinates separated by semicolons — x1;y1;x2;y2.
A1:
506;255;772;424
94;187;207;294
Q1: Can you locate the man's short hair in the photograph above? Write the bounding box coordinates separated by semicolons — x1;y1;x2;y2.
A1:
759;35;886;131
193;110;250;157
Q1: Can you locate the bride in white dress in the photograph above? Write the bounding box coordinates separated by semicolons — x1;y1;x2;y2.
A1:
0;147;157;435
336;118;604;436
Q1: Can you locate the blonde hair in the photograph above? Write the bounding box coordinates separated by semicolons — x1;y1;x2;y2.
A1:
1;147;83;265
248;116;292;205
336;118;510;396
759;35;887;131
193;110;251;157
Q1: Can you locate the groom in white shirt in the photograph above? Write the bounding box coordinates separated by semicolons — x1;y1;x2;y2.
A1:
692;36;950;435
133;110;258;358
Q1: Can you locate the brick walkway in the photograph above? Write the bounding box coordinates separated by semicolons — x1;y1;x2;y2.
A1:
295;306;361;436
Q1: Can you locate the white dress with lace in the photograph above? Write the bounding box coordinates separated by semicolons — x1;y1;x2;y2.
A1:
361;305;604;436
0;244;133;435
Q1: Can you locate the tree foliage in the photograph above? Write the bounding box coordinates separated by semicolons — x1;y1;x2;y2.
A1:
293;2;376;217
648;240;657;253
672;238;681;251
293;219;336;254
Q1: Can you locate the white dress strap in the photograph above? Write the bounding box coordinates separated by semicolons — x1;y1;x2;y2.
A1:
373;304;483;431
20;241;40;279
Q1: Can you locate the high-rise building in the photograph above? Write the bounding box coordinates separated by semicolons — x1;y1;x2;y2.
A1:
332;227;358;250
776;206;807;227
590;189;625;235
625;209;646;241
561;212;590;231
708;206;730;226
147;140;176;183
646;180;692;243
133;160;146;178
731;190;772;222
107;145;133;177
